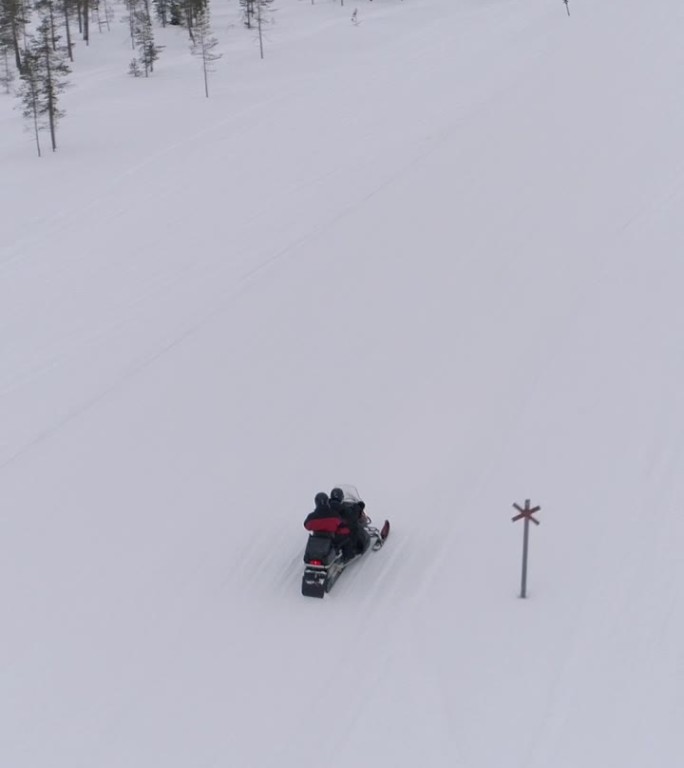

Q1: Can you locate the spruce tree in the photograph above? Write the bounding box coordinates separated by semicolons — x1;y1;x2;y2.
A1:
153;0;169;27
181;0;206;43
19;16;70;154
34;0;58;50
1;5;17;89
20;47;41;154
126;0;162;76
81;0;89;44
58;0;74;61
0;39;15;93
240;0;254;29
167;0;183;27
190;5;220;98
255;0;273;60
0;0;31;73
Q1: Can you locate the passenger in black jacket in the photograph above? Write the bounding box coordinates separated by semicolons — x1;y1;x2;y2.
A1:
303;492;355;560
304;492;348;535
329;487;370;559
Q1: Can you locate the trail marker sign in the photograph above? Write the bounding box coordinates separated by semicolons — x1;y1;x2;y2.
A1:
512;499;541;598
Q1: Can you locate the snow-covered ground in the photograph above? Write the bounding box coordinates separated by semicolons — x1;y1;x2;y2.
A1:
2;0;683;765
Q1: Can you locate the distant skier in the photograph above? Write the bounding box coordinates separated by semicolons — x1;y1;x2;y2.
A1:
330;487;371;559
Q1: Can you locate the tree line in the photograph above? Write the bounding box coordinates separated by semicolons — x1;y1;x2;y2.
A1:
0;0;276;155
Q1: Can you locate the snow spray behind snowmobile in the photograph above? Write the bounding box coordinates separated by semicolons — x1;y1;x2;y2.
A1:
301;485;390;598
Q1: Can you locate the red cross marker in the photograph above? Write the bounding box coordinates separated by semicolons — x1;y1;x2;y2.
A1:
512;501;541;525
512;499;541;598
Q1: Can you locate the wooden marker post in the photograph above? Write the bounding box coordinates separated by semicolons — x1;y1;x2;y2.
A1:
512;499;541;598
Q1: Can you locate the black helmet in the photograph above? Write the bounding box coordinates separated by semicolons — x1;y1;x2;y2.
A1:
314;492;329;508
330;487;344;503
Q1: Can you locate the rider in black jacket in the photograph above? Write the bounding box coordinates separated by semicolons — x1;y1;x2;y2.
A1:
329;487;370;559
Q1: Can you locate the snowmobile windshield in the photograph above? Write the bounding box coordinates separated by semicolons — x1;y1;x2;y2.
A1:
334;485;362;504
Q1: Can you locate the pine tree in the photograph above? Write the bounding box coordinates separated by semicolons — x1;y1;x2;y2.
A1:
239;0;254;29
128;56;141;76
254;0;273;60
58;0;74;61
34;0;58;50
81;0;89;44
18;16;70;154
126;0;162;76
1;39;15;92
123;0;136;49
20;47;42;154
1;3;17;89
167;0;183;27
190;5;220;98
183;0;206;42
133;8;158;76
153;0;169;27
0;0;31;73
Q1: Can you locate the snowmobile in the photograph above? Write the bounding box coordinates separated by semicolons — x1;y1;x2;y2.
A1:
301;485;390;598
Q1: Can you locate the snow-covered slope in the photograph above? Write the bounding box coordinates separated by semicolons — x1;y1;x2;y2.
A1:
2;1;683;766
